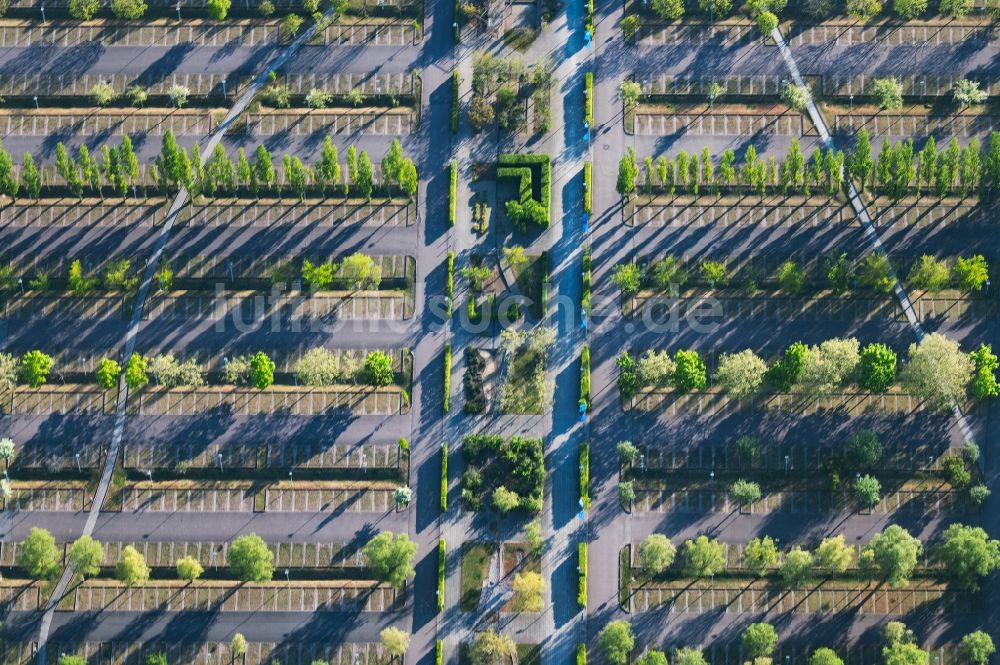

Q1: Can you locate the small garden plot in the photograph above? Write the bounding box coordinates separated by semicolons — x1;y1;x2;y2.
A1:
460;434;544;513
460;541;541;612
463;347;488;414
499;328;554;415
468;53;553;135
497;154;552;231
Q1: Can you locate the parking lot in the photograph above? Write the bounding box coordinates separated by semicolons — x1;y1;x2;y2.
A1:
65;581;395;613
100;540;366;570
629;579;962;614
122;441;401;471
831;113;998;138
4;483;90;512
787;22;997;46
4;386;115;416
128;387;405;416
116;484;395;513
143;291;412;322
639;22;751;46
172;200;416;228
633;111;802;136
0;110;212;137
244;110;413;137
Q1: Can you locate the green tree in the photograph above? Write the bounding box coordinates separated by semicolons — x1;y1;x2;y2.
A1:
357;150;374;200
934;523;1000;591
492;486;520;512
96;358;121;389
116;545;150;586
0;141;17;202
207;0;231;19
777;259;805;293
17;527;60;579
901;333;975;410
617;148;639;197
858;253;895;292
598;621;634;665
848;430;883;468
280;12;304;37
176;555;204;581
651;0;684;18
848;0;882;18
851;129;874;190
815;535;854;574
611;262;642;296
908;255;950;291
637;534;676;577
799;337;860;396
715;349;767;398
339;253;382;289
124;352;148;389
20;350;52;387
959;632;995;665
363;532;417;588
69;0;100;18
811;649;844;665
873;78;904;110
236;148;253;194
860;525;922;587
917;137;937;195
953;255;989;291
768;341;807;391
674;650;709;665
364;350;394;387
637;652;668;665
755;10;778;36
780;546;814;586
742;623;778;660
68;536;104;578
469;631;516;665
953;79;988;106
231;635;247;658
858;343;897;393
883;643;929;665
380;627;411;657
253;145;275;193
112;0;147;19
893;0;926;18
743;536;779;576
682;535;725;577
618;480;636;506
249;351;275;389
316;137;340;196
673;349;707;392
510;571;543;612
283;155;309;200
21;153;40;200
227;534;275;582
781;83;811;112
381;139;405;191
970;343;999;400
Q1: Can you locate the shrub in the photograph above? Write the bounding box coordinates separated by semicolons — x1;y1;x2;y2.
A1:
579;443;590;508
777;259;805;293
652;0;684;18
577;543;587;607
730;479;762;506
781;83;812;112
147;354;205;388
451;71;460;133
848;430;883;467
69;0;100;19
953;255;989;291
970;344;999;399
116;545;150;586
584;162;593;214
124;353;148;389
584;72;594;127
449;160;457;226
848;0;882;18
579;345;591;409
440;443;449;511
859;253;895;293
90;82;116;107
893;0;927;18
908;255;951;291
855;474;882;508
437;539;446;611
942;455;972;490
176;555;204;581
443;345;452;413
621;14;640;40
463;347;487;413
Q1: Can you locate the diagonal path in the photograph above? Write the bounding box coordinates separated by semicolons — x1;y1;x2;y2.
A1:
33;12;349;664
771;25;977;445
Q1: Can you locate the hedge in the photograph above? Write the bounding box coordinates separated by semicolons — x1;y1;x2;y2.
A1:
451;70;460;134
540;250;550;314
453;0;461;42
437;539;446;611
580;345;591;410
584;72;594;128
577;542;588;608
583;161;592;215
584;0;595;34
579;443;590;509
437;642;444;665
497;153;552;227
577;644;586;665
443;344;451;414
449;160;457;227
446;251;455;315
582;246;592;315
440;442;449;511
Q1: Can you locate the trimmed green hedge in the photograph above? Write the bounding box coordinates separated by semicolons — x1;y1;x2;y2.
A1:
584;72;594;128
437;539;446;611
451;70;459;134
584;0;594;34
449;160;457;227
577;644;586;665
446;251;455;315
441;442;449;511
580;345;591;410
437;642;444;665
453;0;461;42
583;161;592;215
540;250;550;314
443;344;451;414
577;542;588;608
498;153;551;228
580;443;590;509
582;246;592;315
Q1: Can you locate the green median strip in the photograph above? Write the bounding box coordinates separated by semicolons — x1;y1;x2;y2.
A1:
578;542;587;609
437;539;446;612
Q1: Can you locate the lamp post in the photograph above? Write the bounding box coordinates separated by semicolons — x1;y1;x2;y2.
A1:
33;95;39;110
40;5;45;20
284;568;290;582
216;452;224;472
17;278;23;294
75;453;81;472
146;469;153;483
784;455;790;473
176;1;181;19
221;79;227;98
